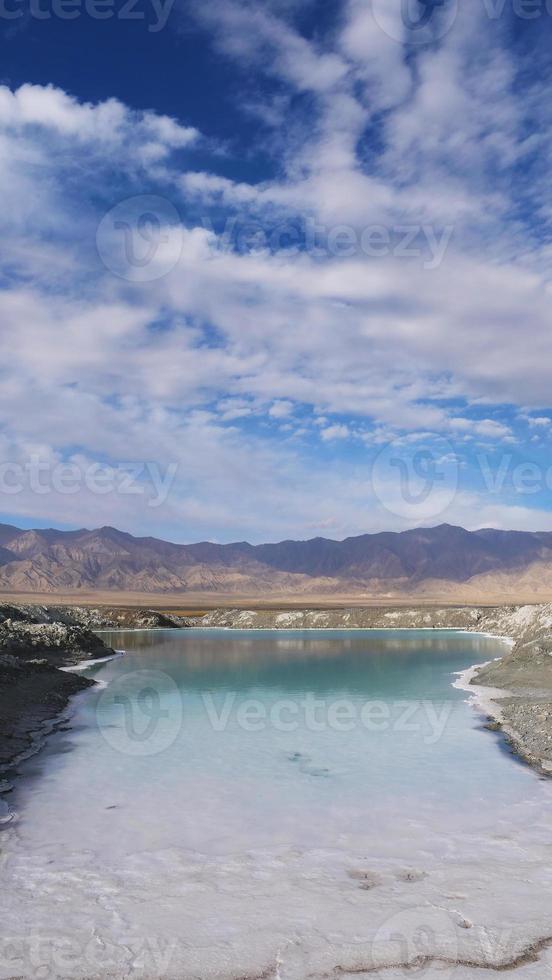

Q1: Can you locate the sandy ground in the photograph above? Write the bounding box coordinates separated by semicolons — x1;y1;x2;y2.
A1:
4;589;552;610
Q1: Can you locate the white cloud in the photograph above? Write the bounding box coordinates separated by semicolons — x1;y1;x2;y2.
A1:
192;0;349;95
450;418;514;441
320;424;350;441
0;83;198;150
473;419;514;441
268;400;294;418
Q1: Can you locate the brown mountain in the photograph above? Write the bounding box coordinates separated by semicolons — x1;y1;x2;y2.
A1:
0;522;552;597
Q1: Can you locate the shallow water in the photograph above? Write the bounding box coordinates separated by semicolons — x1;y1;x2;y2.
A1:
1;629;552;979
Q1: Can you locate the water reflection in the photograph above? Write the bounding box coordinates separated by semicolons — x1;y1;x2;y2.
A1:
99;627;506;700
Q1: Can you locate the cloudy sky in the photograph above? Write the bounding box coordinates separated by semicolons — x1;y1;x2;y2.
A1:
1;0;552;542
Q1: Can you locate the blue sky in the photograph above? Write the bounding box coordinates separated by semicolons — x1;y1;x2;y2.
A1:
1;0;552;543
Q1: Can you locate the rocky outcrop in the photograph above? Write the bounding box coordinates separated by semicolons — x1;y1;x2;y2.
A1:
0;619;111;667
193;603;552;636
193;605;489;630
0;606;115;776
97;607;189;628
46;605;191;630
0;603;191;631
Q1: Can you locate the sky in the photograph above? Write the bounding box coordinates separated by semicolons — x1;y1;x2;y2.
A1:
1;0;552;543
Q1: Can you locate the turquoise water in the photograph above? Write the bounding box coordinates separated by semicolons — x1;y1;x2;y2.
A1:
2;629;552;979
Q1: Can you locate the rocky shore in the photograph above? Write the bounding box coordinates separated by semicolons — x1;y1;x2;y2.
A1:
468;606;552;776
0;603;191;631
0;605;118;777
0;602;193;780
194;603;552;777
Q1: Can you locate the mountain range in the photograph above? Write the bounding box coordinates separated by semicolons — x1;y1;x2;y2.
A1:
1;522;552;598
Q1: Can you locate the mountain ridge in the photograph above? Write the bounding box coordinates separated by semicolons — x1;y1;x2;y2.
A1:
0;522;551;596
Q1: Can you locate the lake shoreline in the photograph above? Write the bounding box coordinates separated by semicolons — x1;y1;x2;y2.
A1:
2;600;552;787
0;603;194;781
0;612;116;784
